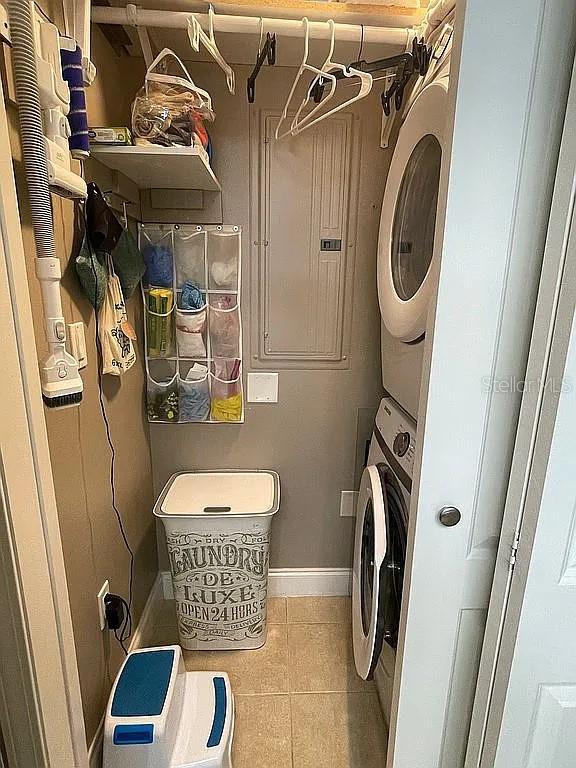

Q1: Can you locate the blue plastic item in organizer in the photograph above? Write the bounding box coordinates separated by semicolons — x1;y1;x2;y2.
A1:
180;281;205;310
180;384;210;422
142;243;173;288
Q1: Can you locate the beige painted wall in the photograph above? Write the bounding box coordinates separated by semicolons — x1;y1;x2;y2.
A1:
150;62;389;569
5;21;152;746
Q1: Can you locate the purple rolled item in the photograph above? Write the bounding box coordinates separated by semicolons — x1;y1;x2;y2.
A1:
60;41;89;158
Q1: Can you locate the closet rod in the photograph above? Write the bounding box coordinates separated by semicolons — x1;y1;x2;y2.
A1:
91;6;412;47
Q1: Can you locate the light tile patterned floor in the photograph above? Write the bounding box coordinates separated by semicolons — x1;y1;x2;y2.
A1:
150;596;388;768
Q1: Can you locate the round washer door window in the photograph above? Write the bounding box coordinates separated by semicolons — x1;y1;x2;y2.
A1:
352;464;408;680
377;79;449;342
391;134;442;301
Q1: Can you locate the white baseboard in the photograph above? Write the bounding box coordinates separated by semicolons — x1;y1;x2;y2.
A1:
267;568;352;596
161;568;351;600
87;572;166;768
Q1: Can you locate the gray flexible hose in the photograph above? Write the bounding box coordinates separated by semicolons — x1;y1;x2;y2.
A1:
7;0;57;260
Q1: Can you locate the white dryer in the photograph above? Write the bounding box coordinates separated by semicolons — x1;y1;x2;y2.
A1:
377;23;453;419
352;396;416;724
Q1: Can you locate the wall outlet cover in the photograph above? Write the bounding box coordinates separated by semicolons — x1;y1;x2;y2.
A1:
247;372;279;403
340;490;358;518
97;580;110;631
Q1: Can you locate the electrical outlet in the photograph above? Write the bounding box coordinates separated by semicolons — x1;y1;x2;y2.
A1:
340;491;358;518
68;322;87;369
97;580;110;630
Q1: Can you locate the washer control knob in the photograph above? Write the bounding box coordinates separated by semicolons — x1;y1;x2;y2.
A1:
393;431;411;457
438;506;461;527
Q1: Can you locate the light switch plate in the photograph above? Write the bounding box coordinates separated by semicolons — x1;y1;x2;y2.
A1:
340;491;358;517
247;372;278;403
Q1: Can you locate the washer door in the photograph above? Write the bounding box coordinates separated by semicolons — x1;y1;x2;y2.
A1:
352;464;408;680
377;79;448;342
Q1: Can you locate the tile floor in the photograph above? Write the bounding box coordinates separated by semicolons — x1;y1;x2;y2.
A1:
150;596;388;768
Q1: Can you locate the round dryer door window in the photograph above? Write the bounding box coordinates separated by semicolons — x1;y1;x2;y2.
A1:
391;134;442;301
378;79;449;342
352;464;408;680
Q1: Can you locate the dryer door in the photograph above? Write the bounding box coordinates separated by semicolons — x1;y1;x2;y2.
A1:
352;464;408;680
377;79;448;342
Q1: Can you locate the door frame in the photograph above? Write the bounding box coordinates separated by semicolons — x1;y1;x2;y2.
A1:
0;71;88;767
466;48;576;768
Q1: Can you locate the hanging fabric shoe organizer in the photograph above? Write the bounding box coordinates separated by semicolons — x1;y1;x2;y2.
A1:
140;224;244;424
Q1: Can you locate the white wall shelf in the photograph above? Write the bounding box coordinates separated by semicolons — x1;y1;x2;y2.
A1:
91;145;221;191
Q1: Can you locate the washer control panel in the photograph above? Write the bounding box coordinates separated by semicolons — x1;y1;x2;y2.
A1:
375;397;417;480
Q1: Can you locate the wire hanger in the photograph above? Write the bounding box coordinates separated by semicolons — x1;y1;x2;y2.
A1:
275;18;338;141
247;18;276;103
187;5;235;94
290;20;373;136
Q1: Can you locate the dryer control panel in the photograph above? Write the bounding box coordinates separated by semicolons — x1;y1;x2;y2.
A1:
374;397;417;480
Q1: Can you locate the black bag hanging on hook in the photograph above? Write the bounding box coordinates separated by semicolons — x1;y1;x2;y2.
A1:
75;183;145;308
86;181;123;253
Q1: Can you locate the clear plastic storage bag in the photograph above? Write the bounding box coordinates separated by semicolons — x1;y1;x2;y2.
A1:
210;359;242;422
176;307;207;358
209;296;240;358
179;364;210;422
132;48;214;150
207;229;240;291
147;361;179;422
141;226;174;288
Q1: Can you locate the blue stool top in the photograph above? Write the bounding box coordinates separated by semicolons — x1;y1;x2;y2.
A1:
112;649;175;717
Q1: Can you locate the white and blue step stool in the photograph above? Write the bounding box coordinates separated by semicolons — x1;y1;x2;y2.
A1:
103;645;234;768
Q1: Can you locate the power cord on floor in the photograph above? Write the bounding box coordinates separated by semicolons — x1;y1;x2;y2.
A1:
84;204;134;655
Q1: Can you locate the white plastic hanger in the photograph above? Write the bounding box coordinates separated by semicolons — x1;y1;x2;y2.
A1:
187;5;235;94
289;20;340;134
291;32;373;136
275;18;338;141
145;48;213;113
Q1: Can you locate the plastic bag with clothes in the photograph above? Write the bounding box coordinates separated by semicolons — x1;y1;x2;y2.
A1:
131;48;214;152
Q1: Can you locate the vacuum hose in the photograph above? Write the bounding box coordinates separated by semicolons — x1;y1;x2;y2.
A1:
7;0;83;407
7;0;56;259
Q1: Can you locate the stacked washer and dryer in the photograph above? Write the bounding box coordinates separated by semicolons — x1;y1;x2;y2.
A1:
352;11;454;724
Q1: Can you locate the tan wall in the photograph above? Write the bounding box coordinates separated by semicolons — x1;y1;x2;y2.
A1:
150;62;389;569
5;20;153;746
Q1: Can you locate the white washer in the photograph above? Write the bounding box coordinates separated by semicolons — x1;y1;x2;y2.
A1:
352;396;416;724
377;26;452;419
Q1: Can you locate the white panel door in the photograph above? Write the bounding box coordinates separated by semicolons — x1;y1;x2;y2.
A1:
488;224;576;768
388;1;576;767
466;47;576;767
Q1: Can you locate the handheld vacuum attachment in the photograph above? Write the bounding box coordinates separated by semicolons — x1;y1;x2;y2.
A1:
8;0;84;408
35;257;82;408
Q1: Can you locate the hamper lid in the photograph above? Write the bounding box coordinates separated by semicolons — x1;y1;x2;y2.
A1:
154;470;280;517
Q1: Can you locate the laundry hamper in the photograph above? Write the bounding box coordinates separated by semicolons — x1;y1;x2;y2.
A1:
154;470;280;650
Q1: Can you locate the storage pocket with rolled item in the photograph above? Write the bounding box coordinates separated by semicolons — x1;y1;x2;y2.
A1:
207;229;240;292
146;288;175;358
179;364;210;422
210;361;242;422
147;365;179;422
209;299;240;358
176;306;207;358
